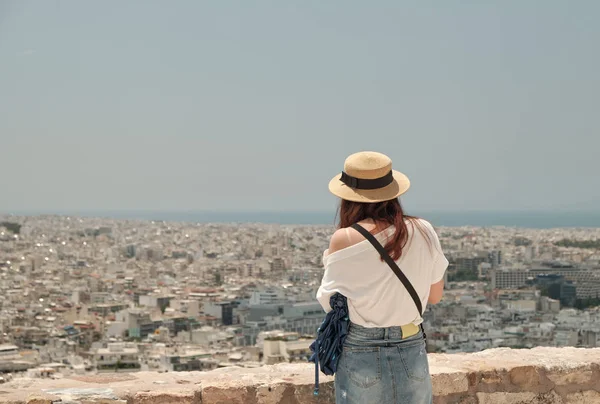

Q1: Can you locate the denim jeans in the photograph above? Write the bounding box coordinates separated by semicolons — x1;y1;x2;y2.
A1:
334;322;432;404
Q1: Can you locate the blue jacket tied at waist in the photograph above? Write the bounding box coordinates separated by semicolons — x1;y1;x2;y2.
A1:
308;292;349;395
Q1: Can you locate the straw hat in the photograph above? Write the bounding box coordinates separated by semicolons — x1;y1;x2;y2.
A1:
328;151;410;203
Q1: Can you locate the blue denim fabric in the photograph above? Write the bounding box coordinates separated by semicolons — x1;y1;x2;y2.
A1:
334;322;432;404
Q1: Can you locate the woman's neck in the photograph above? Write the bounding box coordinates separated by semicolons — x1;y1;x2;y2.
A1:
357;218;391;233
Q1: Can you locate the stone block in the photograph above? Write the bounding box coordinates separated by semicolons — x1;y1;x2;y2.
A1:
433;395;478;404
431;371;469;396
81;401;128;404
132;391;200;404
202;385;257;404
467;369;510;393
289;382;335;403
546;367;594;386
565;390;600;404
478;370;506;386
25;395;54;404
508;366;551;392
477;391;563;404
255;383;289;404
42;387;120;401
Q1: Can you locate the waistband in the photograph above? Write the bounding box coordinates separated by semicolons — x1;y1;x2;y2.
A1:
348;322;421;340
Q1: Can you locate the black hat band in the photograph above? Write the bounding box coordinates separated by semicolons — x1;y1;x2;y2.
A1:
340;170;394;190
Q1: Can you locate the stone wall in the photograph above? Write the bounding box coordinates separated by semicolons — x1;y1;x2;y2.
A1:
2;347;600;403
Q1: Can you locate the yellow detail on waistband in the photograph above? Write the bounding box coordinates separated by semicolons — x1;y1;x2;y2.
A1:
401;323;420;338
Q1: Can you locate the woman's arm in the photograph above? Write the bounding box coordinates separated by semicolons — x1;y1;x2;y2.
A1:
428;280;444;304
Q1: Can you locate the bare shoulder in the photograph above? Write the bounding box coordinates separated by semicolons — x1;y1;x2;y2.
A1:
328;227;365;254
328;229;350;254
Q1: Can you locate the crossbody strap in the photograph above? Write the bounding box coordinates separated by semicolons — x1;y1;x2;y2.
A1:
351;223;423;315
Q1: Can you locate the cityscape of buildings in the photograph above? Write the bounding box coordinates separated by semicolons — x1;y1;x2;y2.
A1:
0;214;600;384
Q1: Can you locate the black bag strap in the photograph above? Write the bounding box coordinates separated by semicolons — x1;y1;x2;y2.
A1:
351;223;423;315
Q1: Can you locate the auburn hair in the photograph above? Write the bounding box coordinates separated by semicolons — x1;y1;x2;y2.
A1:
336;198;429;261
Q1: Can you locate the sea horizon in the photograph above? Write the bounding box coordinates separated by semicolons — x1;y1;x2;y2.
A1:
2;209;600;229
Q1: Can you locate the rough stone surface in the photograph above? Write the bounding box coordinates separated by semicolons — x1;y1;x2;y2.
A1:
565;390;600;404
131;391;200;404
82;401;128;404
476;391;538;404
23;395;55;404
508;366;547;391
0;347;597;403
477;391;564;404
546;367;594;385
431;370;469;396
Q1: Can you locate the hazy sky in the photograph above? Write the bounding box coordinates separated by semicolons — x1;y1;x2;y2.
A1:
1;1;598;213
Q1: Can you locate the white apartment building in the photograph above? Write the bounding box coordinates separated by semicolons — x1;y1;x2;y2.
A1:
260;331;312;365
249;289;285;306
92;342;140;373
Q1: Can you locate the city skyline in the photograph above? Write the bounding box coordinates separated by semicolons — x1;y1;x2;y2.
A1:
1;213;600;383
5;210;600;230
1;1;599;212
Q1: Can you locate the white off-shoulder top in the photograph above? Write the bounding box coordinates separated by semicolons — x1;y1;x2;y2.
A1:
316;219;448;327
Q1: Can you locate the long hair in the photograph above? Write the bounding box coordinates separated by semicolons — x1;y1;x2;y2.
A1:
336;198;429;261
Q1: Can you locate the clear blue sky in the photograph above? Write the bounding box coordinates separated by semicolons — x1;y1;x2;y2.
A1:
1;1;598;213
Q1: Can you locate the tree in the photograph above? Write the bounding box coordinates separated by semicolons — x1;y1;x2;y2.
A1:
554;239;600;249
511;236;532;247
448;270;478;282
0;222;21;234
